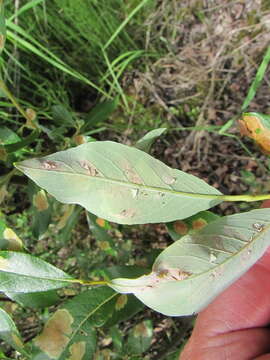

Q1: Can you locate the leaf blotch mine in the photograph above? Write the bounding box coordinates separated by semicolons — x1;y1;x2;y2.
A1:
134;322;149;338
115;294;128;311
118;209;136;219
41;160;58;170
162;174;176;185
96;218;105;227
252;223;265;232
3;228;23;251
35;309;74;359
79;160;100;177
33;190;49;211
124;165;143;185
67;341;86;360
173;221;188;235
192;218;208;230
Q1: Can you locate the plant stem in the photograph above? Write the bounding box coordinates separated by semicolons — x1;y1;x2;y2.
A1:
72;279;108;286
0;79;30;122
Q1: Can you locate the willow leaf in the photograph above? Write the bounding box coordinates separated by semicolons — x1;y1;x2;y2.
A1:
0;251;74;293
0;308;27;355
16;141;222;224
32;287;117;360
110;209;270;316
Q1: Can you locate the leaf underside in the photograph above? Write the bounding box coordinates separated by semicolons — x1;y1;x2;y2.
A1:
16;141;222;224
110;209;270;316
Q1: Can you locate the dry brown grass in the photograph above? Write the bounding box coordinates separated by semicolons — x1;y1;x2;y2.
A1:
131;0;270;152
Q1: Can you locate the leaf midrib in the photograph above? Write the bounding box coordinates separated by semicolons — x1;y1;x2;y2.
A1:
18;165;222;200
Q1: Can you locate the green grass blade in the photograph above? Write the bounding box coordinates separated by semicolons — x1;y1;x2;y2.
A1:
103;0;150;50
242;46;270;111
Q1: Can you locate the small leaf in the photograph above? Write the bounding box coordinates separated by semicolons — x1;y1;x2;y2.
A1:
81;98;119;131
32;287;117;360
52;104;74;126
15;141;222;225
135;128;167;153
109;209;270;316
0;251;74;293
239;112;270;154
126;320;153;355
0;219;23;251
29;182;52;239
0;308;26;355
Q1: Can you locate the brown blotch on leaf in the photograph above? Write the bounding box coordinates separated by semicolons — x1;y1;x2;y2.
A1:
192;218;207;230
162;174;176;185
124;165;143;185
157;268;191;281
73;135;87;145
41;160;58;170
3;228;23;251
67;341;86;360
35;309;74;359
96;218;105;227
118;209;136;219
173;221;188;235
33;190;49;211
115;294;128;311
134;322;149;338
239;115;270;155
79;160;100;177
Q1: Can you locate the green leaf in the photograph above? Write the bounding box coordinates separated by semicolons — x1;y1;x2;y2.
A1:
0;251;74;293
6;290;60;309
242;46;270;111
0;308;27;355
109;208;270;316
167;210;220;241
2;130;39;153
0;218;24;251
32;287;117;360
28;182;52;239
126;320;153;355
0;127;20;145
135;128;167;153
81;98;119;132
15;141;222;225
52;104;74;126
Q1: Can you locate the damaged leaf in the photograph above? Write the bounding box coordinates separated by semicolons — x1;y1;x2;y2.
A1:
126;320;153;355
0;251;74;293
15;141;222;225
32;287;117;360
110;209;270;316
167;211;219;241
239;112;270;154
0;308;27;355
0;218;23;251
